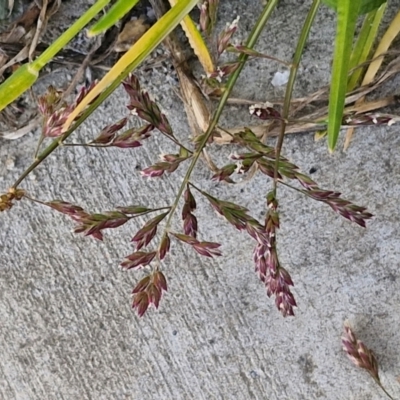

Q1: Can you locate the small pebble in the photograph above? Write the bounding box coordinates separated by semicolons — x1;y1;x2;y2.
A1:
5;158;15;170
271;70;289;87
250;370;258;378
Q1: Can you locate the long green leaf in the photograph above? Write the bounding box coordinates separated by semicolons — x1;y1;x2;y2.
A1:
88;0;140;37
327;0;361;151
322;0;386;14
63;0;199;131
12;0;199;189
0;0;111;112
347;3;386;91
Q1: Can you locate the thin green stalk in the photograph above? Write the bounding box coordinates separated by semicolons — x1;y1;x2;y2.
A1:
11;78;123;189
278;180;310;197
11;0;199;189
372;376;394;400
160;0;279;241
62;136;194;154
24;194;171;216
273;0;320;195
154;133;194;154
12;67;135;189
33;133;45;160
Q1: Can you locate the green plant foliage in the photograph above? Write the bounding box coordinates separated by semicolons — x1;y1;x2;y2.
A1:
88;0;140;37
0;0;112;112
322;0;387;15
63;0;200;131
0;0;395;326
327;0;361;151
347;4;386;91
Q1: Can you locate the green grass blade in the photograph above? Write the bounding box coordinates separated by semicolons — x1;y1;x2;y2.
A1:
161;0;280;238
88;0;140;37
12;0;200;188
282;0;321;119
63;0;199;131
322;0;386;15
274;0;321;192
327;0;361;152
0;64;39;111
347;2;386;91
31;0;111;71
0;0;111;112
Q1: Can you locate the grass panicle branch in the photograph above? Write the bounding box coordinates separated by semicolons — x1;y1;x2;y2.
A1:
253;192;296;317
131;270;168;316
342;321;394;400
0;0;378;321
213;128;373;228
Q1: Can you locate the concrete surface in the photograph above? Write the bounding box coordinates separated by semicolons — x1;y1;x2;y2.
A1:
1;1;400;399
